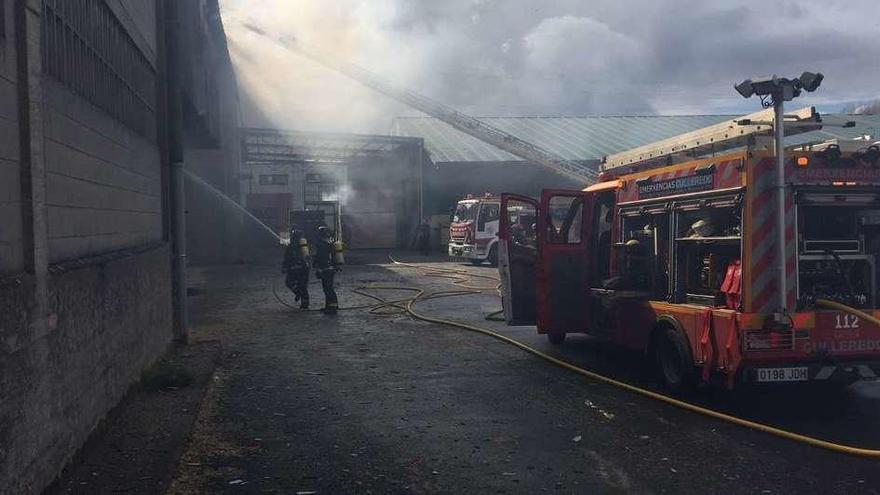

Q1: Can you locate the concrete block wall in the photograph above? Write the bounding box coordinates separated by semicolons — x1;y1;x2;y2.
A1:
0;246;172;494
41;0;164;263
0;0;23;275
43;79;164;262
0;2;176;493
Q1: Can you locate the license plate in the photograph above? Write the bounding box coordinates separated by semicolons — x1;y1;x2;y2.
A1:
756;366;809;383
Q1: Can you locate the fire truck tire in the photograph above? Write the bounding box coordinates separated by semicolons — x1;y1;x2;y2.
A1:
470;258;483;266
655;326;694;392
547;332;566;345
487;244;498;267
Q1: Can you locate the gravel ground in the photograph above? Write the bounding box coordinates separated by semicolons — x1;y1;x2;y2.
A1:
43;342;220;495
166;254;880;494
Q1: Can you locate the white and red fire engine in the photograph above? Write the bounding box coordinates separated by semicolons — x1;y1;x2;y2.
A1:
449;193;502;265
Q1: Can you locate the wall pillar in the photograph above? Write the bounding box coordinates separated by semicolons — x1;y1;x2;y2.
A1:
15;0;50;340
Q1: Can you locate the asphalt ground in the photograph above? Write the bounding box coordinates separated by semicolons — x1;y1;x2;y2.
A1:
169;253;880;494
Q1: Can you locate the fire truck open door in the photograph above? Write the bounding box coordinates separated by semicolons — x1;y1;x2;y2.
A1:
499;194;539;325
537;190;592;335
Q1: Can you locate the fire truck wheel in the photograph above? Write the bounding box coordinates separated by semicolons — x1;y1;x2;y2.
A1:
470;258;483;266
488;245;498;267
547;332;566;345
655;326;694;391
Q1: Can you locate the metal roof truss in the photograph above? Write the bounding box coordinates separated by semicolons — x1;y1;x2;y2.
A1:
242;128;420;163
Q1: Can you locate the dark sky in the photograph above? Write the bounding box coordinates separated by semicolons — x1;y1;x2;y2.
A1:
222;0;880;133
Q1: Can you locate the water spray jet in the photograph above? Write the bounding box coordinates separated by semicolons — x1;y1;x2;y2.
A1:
183;169;282;243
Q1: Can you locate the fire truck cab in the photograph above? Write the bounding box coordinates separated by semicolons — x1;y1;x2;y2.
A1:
498;107;880;390
449;194;502;265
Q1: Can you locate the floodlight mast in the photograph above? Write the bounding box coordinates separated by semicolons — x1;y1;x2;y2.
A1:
733;72;823;321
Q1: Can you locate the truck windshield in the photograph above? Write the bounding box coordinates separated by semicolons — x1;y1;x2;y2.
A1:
453;202;478;223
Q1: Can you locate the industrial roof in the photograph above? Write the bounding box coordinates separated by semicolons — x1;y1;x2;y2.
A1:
242;128;423;163
391;114;880;164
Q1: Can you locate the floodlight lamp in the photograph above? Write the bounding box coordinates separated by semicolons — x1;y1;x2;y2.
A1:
819;144;842;163
799;72;824;92
748;75;782;97
780;81;800;102
734;80;754;98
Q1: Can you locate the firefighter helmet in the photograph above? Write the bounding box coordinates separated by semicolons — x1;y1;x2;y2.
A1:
690;219;715;238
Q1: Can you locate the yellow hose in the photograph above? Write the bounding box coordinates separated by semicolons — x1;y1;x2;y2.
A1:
816;299;880;328
390;259;880;458
404;295;880;458
273;259;880;458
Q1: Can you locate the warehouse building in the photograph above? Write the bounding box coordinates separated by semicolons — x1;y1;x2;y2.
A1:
240;128;426;249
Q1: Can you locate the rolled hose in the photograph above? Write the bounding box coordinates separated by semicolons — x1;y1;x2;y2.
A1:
816;299;880;328
272;259;880;458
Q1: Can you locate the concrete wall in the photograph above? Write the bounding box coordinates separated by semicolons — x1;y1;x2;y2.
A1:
41;0;163;263
0;2;176;493
43;79;164;262
0;246;172;494
0;0;23;276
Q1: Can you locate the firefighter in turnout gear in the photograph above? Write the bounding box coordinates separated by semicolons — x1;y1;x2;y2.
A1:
314;225;341;314
282;229;311;309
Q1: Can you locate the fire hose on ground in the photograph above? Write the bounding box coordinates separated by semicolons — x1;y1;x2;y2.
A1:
271;257;880;459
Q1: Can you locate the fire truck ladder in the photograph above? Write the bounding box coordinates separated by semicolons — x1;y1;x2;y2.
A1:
241;24;596;185
602;106;823;172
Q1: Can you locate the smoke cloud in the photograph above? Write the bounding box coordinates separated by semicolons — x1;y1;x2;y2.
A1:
220;0;880;133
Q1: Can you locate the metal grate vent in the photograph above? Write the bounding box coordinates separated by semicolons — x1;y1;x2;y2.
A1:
41;0;157;140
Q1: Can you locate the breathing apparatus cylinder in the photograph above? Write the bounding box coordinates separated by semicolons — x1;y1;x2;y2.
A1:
333;240;345;266
297;237;309;258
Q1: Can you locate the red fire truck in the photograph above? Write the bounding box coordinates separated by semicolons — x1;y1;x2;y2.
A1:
449;194;502;265
498;107;880;389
